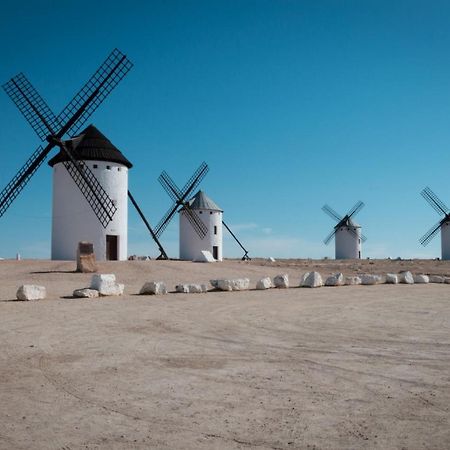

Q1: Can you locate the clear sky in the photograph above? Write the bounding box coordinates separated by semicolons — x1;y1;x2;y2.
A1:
1;0;450;259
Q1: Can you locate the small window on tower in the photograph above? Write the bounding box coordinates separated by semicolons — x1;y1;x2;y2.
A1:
214;226;217;235
106;165;111;170
118;167;121;172
210;211;212;214
199;211;203;214
93;164;98;169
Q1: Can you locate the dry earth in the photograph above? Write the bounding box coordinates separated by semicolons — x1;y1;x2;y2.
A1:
0;259;449;449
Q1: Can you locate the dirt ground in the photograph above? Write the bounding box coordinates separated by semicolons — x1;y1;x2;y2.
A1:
0;259;449;449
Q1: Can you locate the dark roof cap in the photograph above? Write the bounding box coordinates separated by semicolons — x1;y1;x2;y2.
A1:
48;124;132;168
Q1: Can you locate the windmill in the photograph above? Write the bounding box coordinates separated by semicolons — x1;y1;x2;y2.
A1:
154;162;251;261
1;49;135;260
419;186;450;260
322;201;367;259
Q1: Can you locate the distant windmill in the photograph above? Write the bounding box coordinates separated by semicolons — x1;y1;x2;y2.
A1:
154;162;250;261
419;186;450;260
0;49;134;260
1;49;168;260
322;201;367;259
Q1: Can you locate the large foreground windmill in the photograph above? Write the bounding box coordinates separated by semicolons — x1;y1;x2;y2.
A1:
322;201;367;259
1;49;135;260
419;186;450;260
153;162;250;261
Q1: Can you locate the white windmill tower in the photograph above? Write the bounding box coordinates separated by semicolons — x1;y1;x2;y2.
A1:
322;201;367;259
179;190;223;261
419;186;450;259
48;125;133;261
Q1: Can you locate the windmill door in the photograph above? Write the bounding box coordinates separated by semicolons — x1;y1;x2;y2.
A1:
106;235;118;260
213;246;219;260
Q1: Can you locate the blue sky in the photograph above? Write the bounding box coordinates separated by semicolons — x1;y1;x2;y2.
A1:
1;0;450;259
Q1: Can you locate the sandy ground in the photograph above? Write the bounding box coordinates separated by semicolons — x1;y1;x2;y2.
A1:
0;259;449;449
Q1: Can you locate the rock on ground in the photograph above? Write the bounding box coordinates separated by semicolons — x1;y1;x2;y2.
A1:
429;275;444;283
301;272;323;288
175;284;208;293
325;273;344;286
386;273;399;284
413;274;429;284
256;277;273;290
210;278;250;291
345;276;362;285
139;281;167;295
73;288;99;298
399;271;414;284
361;274;383;285
90;274;124;296
16;285;46;301
273;274;289;288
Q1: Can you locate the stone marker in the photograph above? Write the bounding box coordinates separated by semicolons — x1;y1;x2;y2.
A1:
361;274;383;285
386;273;399;284
139;281;167;295
175;284;208;293
76;241;97;273
16;285;46;301
273;274;289;288
90;274;124;296
399;271;414;284
73;288;99;298
256;277;273;290
429;275;444;283
301;272;323;288
325;273;344;286
210;278;250;291
193;250;216;263
413;274;429;284
345;276;362;285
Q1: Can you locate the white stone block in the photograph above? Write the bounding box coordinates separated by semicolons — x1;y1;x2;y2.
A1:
256;277;273;290
361;274;383;285
399;271;414;284
90;274;116;290
211;278;250;291
413;274;429;284
175;284;208;293
73;288;99;298
301;272;323;288
325;273;344;286
16;285;46;301
345;276;362;285
139;281;167;295
429;275;444;283
386;273;399;284
273;274;289;288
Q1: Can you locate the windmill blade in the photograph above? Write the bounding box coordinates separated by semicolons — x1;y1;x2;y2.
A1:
347;226;368;242
179;162;209;199
323;228;337;245
182;205;208;239
57;140;117;227
347;200;365;218
419;220;443;246
421;187;449;216
158;171;183;203
57;48;133;138
154;202;179;238
0;145;51;217
322;204;343;222
128;190;168;259
2;73;61;141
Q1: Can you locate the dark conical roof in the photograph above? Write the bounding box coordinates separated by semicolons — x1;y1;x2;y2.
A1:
48;125;132;168
335;216;361;229
182;190;223;211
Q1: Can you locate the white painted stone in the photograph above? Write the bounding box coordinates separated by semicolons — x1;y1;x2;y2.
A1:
73;288;99;298
256;277;273;290
325;273;344;286
90;274;116;290
211;278;250;291
301;272;323;288
90;274;124;296
361;274;383;285
175;284;208;293
139;281;167;295
429;275;445;283
16;285;46;301
345;276;362;285
413;274;429;284
399;271;414;284
273;274;289;288
193;250;216;263
386;273;399;284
